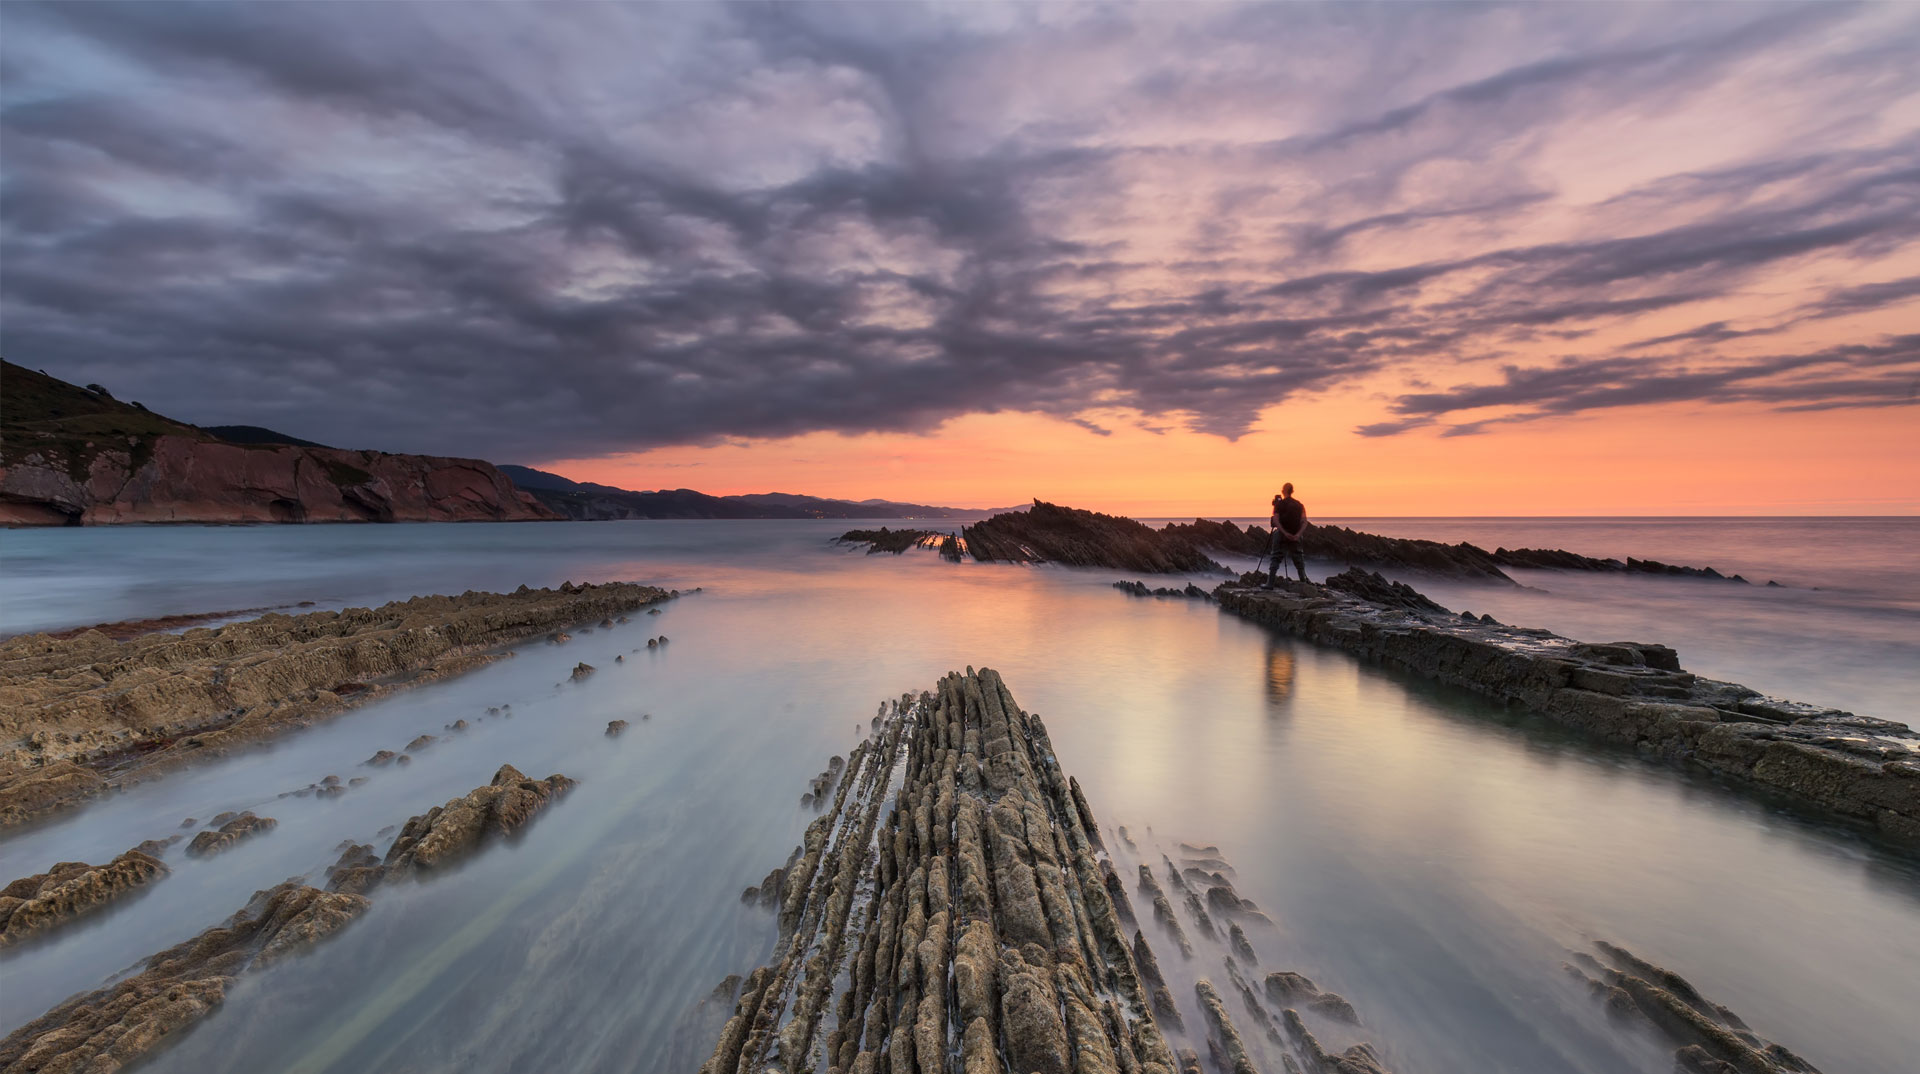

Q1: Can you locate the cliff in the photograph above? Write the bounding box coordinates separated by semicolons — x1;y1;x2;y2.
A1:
0;361;559;525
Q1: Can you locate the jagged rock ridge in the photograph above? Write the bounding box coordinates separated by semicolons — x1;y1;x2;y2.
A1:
0;581;670;827
1216;578;1920;847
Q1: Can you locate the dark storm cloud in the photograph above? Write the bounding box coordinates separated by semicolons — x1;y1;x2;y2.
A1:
2;1;1917;458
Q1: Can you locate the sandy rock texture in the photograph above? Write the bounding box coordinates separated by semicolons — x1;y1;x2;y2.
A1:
701;669;1188;1074
0;880;369;1074
1565;940;1823;1073
0;763;573;1072
0;849;168;948
0;582;670;827
1217;579;1920;848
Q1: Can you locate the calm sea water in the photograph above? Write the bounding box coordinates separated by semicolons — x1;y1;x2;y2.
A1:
0;518;1915;1074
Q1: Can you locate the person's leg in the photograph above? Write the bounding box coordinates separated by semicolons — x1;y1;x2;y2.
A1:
1289;544;1308;583
1265;534;1281;586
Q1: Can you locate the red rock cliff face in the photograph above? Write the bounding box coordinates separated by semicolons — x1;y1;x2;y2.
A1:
0;436;560;525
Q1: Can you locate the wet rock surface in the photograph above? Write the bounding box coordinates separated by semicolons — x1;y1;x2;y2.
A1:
1564;939;1824;1073
1115;580;1216;601
836;528;949;554
1163;516;1746;583
186;812;276;857
0;763;573;1071
700;669;1423;1074
0;848;169;948
1217;579;1920;849
0;878;370;1073
700;669;1183;1074
0;581;672;827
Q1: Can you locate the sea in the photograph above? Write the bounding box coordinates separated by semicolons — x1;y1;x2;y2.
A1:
0;517;1914;1074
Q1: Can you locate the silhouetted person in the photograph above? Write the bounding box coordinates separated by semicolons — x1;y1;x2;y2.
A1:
1265;483;1308;586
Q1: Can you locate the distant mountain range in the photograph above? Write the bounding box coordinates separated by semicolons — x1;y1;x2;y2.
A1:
499;465;1012;520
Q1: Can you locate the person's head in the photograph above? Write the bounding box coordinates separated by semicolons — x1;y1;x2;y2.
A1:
1282;482;1294;498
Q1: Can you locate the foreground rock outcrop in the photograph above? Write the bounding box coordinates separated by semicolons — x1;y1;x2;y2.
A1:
0;360;559;526
1217;579;1920;847
0;848;169;948
0;581;670;827
0;879;370;1073
703;669;1185;1074
701;669;1417;1074
0;764;571;1073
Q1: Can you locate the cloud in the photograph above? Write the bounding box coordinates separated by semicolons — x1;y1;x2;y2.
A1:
2;1;1917;460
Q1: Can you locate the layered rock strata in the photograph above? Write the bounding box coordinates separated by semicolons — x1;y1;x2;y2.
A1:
0;849;168;948
0;581;670;827
1564;940;1823;1073
702;670;1409;1074
1163;517;1745;583
1215;579;1920;847
701;669;1185;1074
837;528;949;554
0;764;571;1071
964;501;1224;574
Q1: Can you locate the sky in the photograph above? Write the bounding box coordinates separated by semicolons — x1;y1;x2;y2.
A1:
2;2;1916;516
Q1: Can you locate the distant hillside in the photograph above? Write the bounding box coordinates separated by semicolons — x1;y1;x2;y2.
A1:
0;361;558;526
205;424;333;449
504;467;1002;520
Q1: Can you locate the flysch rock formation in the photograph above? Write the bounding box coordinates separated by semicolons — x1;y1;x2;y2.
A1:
700;669;1411;1074
836;528;951;555
0;360;559;527
1564;940;1823;1073
1162;517;1750;583
0;849;168;949
964;501;1225;574
0;764;571;1073
0;581;671;828
1216;578;1920;848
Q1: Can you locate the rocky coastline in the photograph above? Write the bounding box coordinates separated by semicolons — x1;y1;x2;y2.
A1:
840;501;1744;581
1215;577;1919;848
0;581;672;828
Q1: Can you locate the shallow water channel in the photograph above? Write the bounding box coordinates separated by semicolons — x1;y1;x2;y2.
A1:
1;521;1915;1073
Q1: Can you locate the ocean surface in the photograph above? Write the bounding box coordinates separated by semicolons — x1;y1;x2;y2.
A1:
0;517;1915;1074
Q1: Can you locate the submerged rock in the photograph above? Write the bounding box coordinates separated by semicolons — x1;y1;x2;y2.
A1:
1217;581;1920;847
186;812;276;857
0;763;576;1073
0;880;369;1072
606;720;629;737
0;848;169;947
382;765;575;876
0;582;673;827
1566;939;1823;1073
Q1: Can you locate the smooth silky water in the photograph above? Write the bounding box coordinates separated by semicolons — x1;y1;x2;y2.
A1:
1;520;1915;1073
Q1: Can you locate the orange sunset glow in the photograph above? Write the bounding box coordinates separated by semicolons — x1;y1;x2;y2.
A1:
5;2;1917;515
